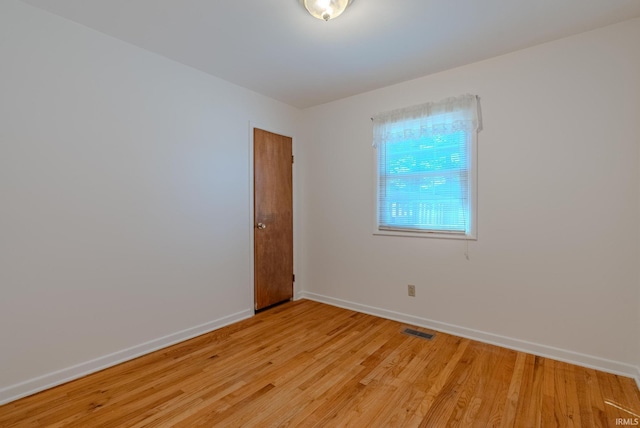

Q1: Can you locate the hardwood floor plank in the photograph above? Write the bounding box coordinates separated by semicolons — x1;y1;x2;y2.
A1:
540;355;556;427
485;349;518;427
460;345;505;427
445;344;489;427
512;355;545;428
583;368;608;428
1;299;638;427
403;338;471;426
564;362;583;427
500;351;527;428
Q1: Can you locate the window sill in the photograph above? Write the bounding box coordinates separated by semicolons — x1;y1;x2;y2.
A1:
373;229;477;240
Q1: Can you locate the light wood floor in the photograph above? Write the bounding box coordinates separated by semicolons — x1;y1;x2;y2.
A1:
1;300;639;427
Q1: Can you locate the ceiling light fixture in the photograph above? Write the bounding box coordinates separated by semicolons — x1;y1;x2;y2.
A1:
303;0;353;21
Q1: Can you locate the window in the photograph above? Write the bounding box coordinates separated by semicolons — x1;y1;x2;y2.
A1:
373;94;481;239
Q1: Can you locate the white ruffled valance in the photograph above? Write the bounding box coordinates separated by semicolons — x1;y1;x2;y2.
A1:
372;94;482;147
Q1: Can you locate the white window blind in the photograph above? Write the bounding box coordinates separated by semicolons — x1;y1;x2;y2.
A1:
373;94;481;238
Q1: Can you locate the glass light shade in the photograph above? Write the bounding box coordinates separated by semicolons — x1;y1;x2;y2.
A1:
303;0;352;21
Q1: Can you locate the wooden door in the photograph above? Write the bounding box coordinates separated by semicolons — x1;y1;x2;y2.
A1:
254;128;293;310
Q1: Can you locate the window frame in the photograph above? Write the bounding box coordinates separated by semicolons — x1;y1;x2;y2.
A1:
372;106;479;240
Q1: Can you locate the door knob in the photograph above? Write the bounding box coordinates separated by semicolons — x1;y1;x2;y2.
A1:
256;222;267;230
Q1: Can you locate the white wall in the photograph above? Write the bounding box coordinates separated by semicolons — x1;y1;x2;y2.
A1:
0;0;300;403
299;18;640;376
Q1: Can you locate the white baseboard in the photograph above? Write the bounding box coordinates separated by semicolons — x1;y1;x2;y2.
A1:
0;309;253;406
299;292;639;380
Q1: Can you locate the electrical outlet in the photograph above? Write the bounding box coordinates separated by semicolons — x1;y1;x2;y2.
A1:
408;284;416;297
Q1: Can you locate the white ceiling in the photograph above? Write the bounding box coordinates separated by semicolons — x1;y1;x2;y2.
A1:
20;0;640;108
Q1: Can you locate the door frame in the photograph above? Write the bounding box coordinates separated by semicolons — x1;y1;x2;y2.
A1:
248;121;297;313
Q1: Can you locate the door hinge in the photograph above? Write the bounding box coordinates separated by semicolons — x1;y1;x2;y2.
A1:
292;155;294;164
293;274;296;282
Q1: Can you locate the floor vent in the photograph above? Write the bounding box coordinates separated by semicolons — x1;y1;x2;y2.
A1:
402;328;434;340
